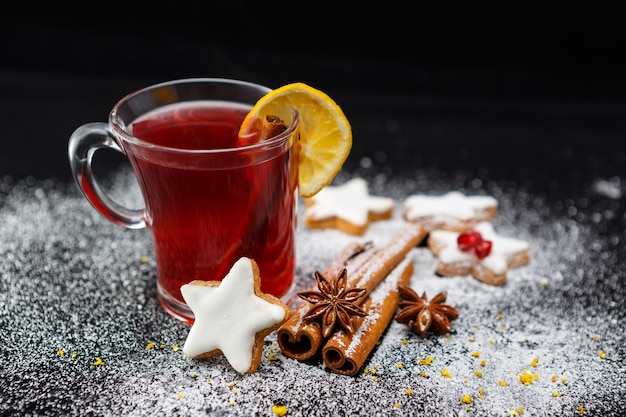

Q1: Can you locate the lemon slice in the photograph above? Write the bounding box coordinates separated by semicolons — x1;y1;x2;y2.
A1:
239;82;352;197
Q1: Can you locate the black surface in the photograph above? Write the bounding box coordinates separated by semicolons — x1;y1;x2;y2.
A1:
1;13;625;416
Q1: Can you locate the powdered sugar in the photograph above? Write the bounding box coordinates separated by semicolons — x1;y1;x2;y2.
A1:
0;167;624;416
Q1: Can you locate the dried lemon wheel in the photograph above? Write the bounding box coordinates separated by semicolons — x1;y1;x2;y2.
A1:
238;82;352;197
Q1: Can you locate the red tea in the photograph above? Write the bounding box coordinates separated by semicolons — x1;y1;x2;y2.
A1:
128;101;297;320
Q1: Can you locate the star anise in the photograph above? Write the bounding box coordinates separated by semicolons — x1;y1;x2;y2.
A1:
297;268;368;338
394;286;459;335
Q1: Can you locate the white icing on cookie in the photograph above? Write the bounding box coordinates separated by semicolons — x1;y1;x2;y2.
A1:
430;222;529;275
181;257;287;374
305;178;394;226
403;191;497;223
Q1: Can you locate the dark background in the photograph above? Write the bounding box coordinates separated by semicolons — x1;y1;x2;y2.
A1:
1;5;625;187
2;7;626;416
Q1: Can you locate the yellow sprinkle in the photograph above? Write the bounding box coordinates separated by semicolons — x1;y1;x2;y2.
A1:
401;339;408;345
71;353;77;359
551;375;558;383
420;371;427;377
475;326;481;330
159;344;165;349
397;364;404;369
552;391;563;397
478;387;485;394
540;277;549;286
419;356;434;365
489;339;495;345
173;344;180;351
232;388;239;393
506;410;518;416
518;370;532;385
461;394;472;404
478;395;485;400
599;351;607;359
190;372;197;378
531;357;539;367
469;337;475;342
370;369;377;375
474;370;483;377
228;400;235;406
593;335;600;342
472;351;480;358
405;389;413;396
519;369;539;385
372;377;379;382
480;359;487;367
146;343;155;350
440;368;452;378
518;407;524;414
463;379;469;383
227;382;235;387
498;313;504;319
498;379;507;387
562;377;569;384
271;405;288;416
363;369;370;375
268;354;279;361
206;377;212;382
93;357;103;366
500;325;506;331
57;349;65;356
177;393;184;399
578;405;586;414
141;255;149;263
395;403;401;409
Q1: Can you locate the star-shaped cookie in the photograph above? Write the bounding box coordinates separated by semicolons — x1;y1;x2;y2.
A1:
427;221;530;285
181;257;290;374
403;191;498;232
304;177;394;235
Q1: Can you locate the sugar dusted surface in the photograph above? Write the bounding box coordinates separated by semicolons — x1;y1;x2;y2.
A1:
1;168;625;416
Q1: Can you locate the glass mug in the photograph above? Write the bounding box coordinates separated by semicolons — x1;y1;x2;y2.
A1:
68;78;299;323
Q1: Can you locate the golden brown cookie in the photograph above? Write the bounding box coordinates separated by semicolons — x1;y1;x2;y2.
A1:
427;222;530;285
403;191;498;232
304;177;394;235
180;257;290;373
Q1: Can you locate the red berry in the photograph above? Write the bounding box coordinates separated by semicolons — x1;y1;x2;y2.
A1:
474;240;492;259
457;230;482;252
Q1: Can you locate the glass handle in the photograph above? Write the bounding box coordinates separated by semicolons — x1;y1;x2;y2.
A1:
68;122;146;229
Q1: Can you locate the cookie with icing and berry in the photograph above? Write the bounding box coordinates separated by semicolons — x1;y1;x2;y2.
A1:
403;191;498;232
427;221;530;285
304;177;394;235
180;257;290;374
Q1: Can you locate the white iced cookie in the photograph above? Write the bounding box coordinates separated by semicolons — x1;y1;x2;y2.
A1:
403;191;498;232
427;221;530;285
304;177;394;235
181;257;290;374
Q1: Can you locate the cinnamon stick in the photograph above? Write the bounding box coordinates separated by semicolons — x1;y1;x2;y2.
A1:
216;115;289;279
260;115;287;141
277;241;377;361
322;257;414;376
277;223;426;361
347;223;426;304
